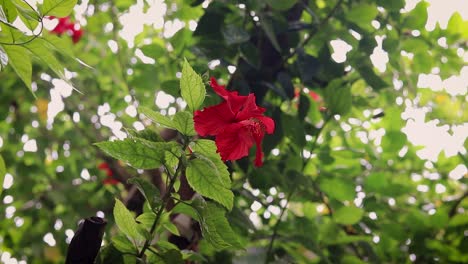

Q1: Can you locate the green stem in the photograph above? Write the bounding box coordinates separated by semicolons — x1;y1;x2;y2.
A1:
137;161;184;258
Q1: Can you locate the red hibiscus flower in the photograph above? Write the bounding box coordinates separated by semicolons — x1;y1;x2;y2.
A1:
98;162;119;185
48;16;83;44
194;77;275;167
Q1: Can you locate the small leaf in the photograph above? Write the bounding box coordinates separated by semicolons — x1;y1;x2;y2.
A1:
2;45;32;90
200;202;244;250
140;106;175;129
186;158;233;210
172;111;197;136
113;199;144;240
40;0;78;17
180;59;205;111
334;206;364;225
136;212;156;229
128;177;161;210
163;222;180;236
403;1;428;30
0;155;5;196
95;139;178;169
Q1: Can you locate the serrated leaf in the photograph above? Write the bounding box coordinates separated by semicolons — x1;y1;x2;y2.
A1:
172;111;196;136
114;199;144;240
2;45;32;90
128;177;161;210
186;158;233;210
140;106;175;129
201;202;244;250
40;0;77;17
95;139;178;169
334;206;364;225
0;155;5;196
111;234;137;254
180;59;205;111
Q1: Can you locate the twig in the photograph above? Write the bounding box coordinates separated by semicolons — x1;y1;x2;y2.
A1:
264;187;296;264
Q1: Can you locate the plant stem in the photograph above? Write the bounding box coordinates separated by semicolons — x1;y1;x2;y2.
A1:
137;162;184;258
264;187;296;264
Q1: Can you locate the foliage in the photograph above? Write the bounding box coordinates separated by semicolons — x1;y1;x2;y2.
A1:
0;0;467;263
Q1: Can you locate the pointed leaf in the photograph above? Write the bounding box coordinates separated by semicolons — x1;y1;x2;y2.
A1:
200;202;244;250
172;111;196;136
127;177;161;210
180;59;205;111
2;45;32;90
186;157;233;210
140;106;176;129
113;199;144;240
24;38;66;80
95;139;178;169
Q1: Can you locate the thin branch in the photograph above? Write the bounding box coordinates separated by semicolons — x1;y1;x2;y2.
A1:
282;0;344;63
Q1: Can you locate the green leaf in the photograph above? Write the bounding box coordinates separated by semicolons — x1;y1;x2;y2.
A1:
186;158;233;210
140;106;175;129
0;155;5;196
0;0;18;22
111;234;137;254
403;1;428;30
172;111;197;136
113;199;144;240
376;0;404;11
42;34;75;58
201;202;244;250
266;0;297;11
222;24;250;45
180;59;205;111
449;213;468;227
136;212;156;229
40;0;78;17
127;177;161;210
345;4;378;29
24;38;65;80
334;206;364;225
381;130;406;152
364;172;388;193
447;12;468;39
320;178;355;201
2;45;32;90
95;139;178;169
324;79;352;115
355;63;388;90
11;0;41;22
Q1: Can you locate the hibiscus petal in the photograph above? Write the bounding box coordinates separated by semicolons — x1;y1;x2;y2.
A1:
215;123;254;161
256;116;275;134
235;94;265;120
194;102;234;136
